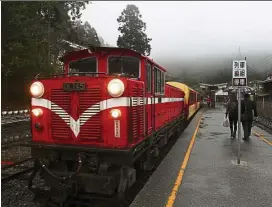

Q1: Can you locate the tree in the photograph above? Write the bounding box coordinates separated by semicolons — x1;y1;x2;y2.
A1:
1;1;91;108
1;1;90;76
99;36;112;47
83;22;100;46
117;4;152;56
67;21;101;48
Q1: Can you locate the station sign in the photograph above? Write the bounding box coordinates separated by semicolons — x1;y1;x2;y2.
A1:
232;60;247;87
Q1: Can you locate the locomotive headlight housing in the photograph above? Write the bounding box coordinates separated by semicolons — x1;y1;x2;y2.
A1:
110;109;121;118
34;122;43;130
30;81;44;98
107;79;125;97
32;108;43;117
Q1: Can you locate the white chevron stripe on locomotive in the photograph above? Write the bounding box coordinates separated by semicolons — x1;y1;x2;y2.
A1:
31;97;184;137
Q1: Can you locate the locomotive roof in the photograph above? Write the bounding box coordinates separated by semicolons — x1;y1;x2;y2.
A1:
59;47;166;72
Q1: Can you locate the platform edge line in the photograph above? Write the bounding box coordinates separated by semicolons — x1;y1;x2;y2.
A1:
252;130;272;147
165;112;203;207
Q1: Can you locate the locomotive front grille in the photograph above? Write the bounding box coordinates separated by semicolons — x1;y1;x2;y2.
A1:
79;87;101;140
51;89;71;139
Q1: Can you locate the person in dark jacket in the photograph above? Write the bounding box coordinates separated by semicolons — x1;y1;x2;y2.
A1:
225;93;238;138
241;93;258;141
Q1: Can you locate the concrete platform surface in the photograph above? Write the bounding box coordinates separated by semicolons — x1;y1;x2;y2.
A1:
130;108;272;207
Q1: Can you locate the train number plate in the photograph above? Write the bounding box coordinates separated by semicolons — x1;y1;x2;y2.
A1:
63;82;86;92
114;120;120;138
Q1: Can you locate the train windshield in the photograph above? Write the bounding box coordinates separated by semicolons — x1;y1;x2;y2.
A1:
69;57;97;76
108;56;140;78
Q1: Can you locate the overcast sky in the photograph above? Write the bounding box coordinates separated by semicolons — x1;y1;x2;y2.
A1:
81;1;272;72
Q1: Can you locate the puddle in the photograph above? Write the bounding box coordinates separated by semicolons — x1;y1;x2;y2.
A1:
231;160;248;166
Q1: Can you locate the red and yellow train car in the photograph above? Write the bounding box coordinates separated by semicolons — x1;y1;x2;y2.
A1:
167;82;201;119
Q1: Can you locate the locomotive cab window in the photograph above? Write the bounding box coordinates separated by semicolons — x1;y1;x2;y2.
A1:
161;71;165;94
108;56;140;78
69;57;97;76
146;62;152;92
155;67;165;95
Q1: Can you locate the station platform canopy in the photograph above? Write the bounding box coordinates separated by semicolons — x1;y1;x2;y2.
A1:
199;83;228;91
215;89;228;96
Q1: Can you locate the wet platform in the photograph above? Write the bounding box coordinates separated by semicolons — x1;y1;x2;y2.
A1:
130;107;272;207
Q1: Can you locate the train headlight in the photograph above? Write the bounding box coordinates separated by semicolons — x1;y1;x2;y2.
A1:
110;109;121;118
107;79;125;97
32;108;43;117
30;81;44;98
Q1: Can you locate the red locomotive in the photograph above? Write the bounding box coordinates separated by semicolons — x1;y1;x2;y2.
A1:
28;47;200;205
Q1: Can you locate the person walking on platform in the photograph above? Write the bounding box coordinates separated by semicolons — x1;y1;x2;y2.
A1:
225;93;238;138
241;93;258;141
207;96;211;108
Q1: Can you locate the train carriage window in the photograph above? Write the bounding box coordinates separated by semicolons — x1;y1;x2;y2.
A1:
189;91;196;105
108;56;140;78
146;62;152;92
69;57;97;76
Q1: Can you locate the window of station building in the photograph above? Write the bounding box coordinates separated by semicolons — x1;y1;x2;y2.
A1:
146;62;152;92
69;57;97;76
108;56;140;78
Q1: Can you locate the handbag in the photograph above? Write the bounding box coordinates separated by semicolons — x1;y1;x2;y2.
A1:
223;117;230;127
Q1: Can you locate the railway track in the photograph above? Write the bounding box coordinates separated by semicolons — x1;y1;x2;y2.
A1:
1;116;31;148
254;117;272;134
1;109;30;125
2;134;31;149
2;158;34;184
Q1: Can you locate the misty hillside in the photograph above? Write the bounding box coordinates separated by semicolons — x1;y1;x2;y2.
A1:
157;52;272;85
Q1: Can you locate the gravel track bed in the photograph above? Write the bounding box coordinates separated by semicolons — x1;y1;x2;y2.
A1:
2;121;30;138
256;119;272;135
2;146;31;164
1;174;41;207
1;120;30;130
1;147;40;207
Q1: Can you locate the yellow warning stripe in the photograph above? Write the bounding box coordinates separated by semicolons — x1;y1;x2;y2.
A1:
252;130;272;147
165;112;203;207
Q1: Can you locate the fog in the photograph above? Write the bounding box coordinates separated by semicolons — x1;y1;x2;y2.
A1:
81;1;272;76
